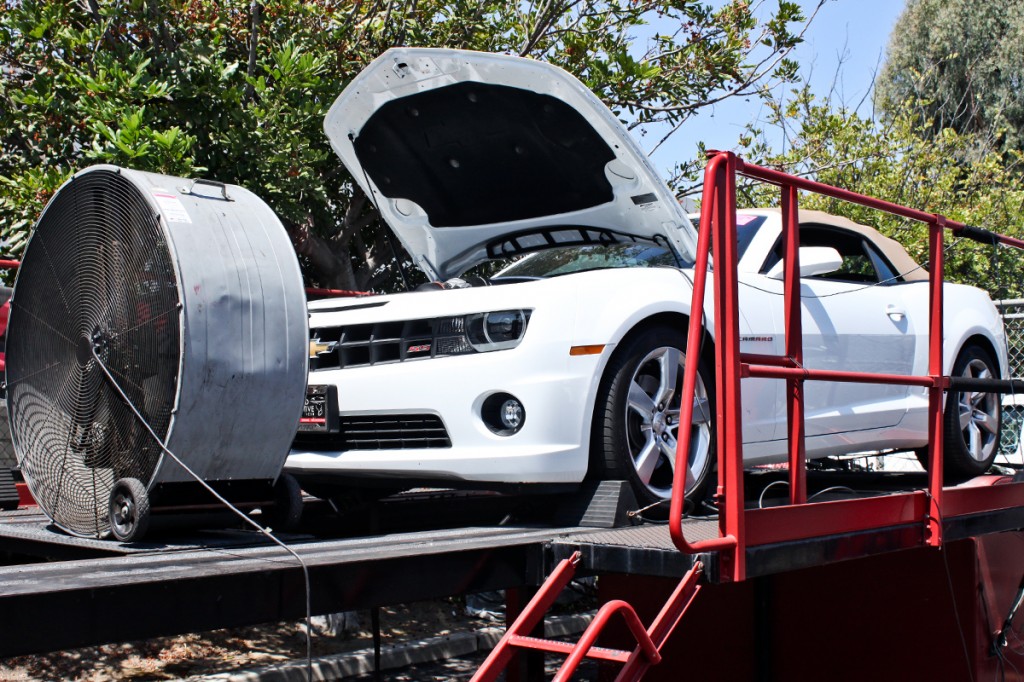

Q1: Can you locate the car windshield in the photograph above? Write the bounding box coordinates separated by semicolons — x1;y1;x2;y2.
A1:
686;213;766;263
494;242;681;279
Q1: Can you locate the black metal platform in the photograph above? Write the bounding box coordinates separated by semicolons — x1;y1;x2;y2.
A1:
0;495;720;658
0;509;589;656
3;470;1024;658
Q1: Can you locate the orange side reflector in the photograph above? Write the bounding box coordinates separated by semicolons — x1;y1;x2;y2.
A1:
569;344;606;356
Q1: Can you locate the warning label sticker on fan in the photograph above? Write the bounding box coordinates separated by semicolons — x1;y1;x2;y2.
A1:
151;188;192;223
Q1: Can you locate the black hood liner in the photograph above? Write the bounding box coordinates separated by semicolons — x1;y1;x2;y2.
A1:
353;81;617;228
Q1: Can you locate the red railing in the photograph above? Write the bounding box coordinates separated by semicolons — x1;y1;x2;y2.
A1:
670;151;1024;582
471;152;1024;681
471;553;703;682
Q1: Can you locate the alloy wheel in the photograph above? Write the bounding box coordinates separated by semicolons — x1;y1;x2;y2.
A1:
623;346;712;499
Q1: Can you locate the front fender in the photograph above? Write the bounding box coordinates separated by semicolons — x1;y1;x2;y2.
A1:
562;268;706;454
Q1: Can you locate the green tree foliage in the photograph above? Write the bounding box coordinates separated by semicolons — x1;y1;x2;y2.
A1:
876;0;1024;155
728;87;1024;299
0;0;810;290
714;0;1024;302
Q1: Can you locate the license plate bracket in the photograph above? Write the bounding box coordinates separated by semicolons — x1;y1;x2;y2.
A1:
298;385;339;433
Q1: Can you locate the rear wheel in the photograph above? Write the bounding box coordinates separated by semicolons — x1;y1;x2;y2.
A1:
917;344;1001;481
942;344;1001;480
592;326;715;515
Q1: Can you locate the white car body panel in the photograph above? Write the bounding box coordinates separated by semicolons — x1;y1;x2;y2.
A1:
288;255;1006;482
288;49;1008;490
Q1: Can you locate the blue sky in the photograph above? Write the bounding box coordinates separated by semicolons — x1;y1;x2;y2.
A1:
648;0;907;176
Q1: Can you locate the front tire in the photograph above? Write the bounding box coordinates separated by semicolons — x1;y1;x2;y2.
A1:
592;325;715;514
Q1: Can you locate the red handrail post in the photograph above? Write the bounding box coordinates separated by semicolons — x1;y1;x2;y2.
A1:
670;152;738;557
780;183;807;505
926;216;947;546
653;158;1024;682
712;152;747;582
670;153;978;571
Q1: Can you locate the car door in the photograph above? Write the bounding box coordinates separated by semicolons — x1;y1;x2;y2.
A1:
736;280;781;443
758;223;918;438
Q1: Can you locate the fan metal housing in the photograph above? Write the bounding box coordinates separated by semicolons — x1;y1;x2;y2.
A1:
6;165;308;538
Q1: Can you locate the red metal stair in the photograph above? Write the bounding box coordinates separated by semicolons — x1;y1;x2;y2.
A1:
471;551;704;682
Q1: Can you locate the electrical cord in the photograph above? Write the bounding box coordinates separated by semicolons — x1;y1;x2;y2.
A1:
941;541;977;682
807;485;858;502
926;490;976;682
688;499;720;520
628;497;720;524
759;481;877;508
1003;627;1024;656
1000;648;1019;681
757;479;789;509
627;498;671;524
90;346;315;681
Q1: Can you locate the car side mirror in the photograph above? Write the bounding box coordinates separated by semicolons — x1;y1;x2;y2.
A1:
765;246;844;280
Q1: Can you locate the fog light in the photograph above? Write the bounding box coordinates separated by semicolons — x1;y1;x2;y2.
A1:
482;392;526;436
501;399;523;430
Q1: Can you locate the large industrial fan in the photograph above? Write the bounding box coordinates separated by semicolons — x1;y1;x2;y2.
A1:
6;165;308;541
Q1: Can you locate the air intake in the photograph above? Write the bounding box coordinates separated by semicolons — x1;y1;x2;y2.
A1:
5;165;308;540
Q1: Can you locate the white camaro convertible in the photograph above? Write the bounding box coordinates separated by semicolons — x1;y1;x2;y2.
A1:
286;48;1007;510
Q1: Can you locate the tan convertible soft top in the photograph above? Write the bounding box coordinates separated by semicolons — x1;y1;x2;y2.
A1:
753;208;929;282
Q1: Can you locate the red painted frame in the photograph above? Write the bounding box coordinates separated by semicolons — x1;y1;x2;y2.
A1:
303;286;368;298
471;553;704;682
670;151;1024;581
14;482;35;508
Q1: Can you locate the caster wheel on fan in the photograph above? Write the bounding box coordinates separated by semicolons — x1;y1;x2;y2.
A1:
108;477;150;542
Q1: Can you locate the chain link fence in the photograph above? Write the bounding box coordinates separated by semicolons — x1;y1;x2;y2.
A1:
998;300;1024;462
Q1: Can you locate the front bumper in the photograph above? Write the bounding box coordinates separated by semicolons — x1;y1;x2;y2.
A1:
285;341;604;484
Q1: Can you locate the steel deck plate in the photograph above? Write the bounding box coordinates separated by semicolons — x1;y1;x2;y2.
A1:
0;517;598;657
560;518;721;549
0;509;314;558
547;519;717;578
3;475;1024;657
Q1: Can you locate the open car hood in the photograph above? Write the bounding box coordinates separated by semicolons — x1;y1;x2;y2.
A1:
324;48;697;280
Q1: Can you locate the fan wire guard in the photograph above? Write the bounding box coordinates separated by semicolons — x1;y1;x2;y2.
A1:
7;169;180;537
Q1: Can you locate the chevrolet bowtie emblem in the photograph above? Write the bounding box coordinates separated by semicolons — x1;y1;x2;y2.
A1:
309;338;338;359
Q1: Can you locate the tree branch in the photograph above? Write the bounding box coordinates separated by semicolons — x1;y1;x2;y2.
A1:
243;0;261;103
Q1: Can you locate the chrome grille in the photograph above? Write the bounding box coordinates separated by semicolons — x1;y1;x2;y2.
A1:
293;414;451;451
310;319;472;370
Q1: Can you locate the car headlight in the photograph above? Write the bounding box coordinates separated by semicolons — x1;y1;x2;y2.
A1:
465;310;531;351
